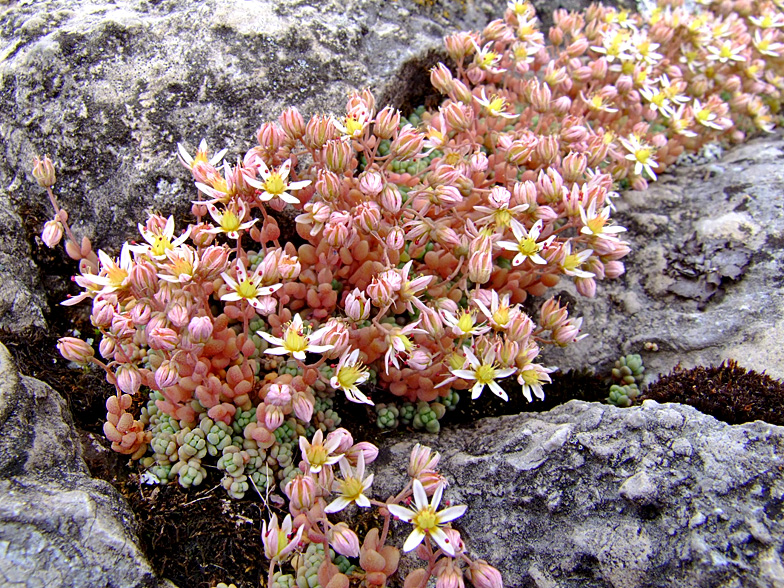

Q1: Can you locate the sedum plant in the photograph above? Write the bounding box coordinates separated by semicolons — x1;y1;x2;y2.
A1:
36;0;784;584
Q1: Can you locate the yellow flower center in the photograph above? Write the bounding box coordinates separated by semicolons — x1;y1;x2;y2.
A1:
307;445;328;468
487;96;507;115
237;278;258;299
221;210;241;232
345;117;365;136
563;254;582;271
634;148;651;164
151;235;172;257
412;506;438;532
520;368;539;385
494;209;512;227
621;60;635;75
480;51;498;69
264;173;286;196
475;364;497;385
518;237;540;257
447;352;466;371
337;364;366;389
284;329;308;353
492;307;510;327
340;476;365;500
456;312;476;334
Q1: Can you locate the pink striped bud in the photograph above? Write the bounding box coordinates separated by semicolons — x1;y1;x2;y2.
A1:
92;298;115;328
467;560;503;588
488;186;511;208
561;124;587;144
386;226;405;251
325;139;352;173
434;185;463;207
575;276;596;298
347;89;376;119
444;31;476;62
470;150;488;172
285;474;316;511
616;74;633;94
506;137;537;165
442;101;472;133
346;441;378;466
278;253;301;280
148;326;179;351
374;106;400;140
155;360;179;389
535;135;560;166
355;201;381;233
450;79;474;105
549;26;564;45
279;106;306;141
507;312;534;342
130;302;152;326
57;337;94;364
190;222;216;247
116;364;142;394
41;219;64;248
319;318;350;359
129;262;158;298
390;125;425;161
552;95;572;115
292;390;314;422
266;383;292;406
329;523;360;558
326;428;354;453
256;122;284;154
381;184;402;213
430;63;454;94
590;58;608;79
188;316;213;342
407;348;431;370
324;211;355;248
552;318;583;346
435;558;464;588
264;404;284;431
540;298;568;330
529;82;552;113
418;305;444;337
359;171;384;197
316;169;343;201
604;260;625;278
562;152;587;181
99;337;116;360
345;288;371;321
408;443;440;476
417;471;447;495
566;36;589;57
304;114;338;150
511;181;538;207
199;245;230;281
32;155;56;187
167;303;190;328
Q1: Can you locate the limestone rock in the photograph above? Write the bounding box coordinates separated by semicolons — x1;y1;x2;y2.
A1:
542;132;784;381
0;342;170;588
374;400;784;588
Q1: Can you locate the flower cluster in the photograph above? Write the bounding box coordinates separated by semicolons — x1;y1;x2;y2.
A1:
36;0;784;584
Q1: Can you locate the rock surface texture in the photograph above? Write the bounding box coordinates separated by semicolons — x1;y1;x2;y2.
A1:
374;400;784;588
0;0;510;331
0;342;171;588
544;133;784;381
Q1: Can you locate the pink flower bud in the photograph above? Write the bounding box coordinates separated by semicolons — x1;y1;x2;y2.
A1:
279;106;306;140
442;102;472;133
467;244;493;284
148;326;179;351
575;276;596;298
552;318;583;346
467;560;503;588
199;245;230;281
266;383;293;406
316;169;343;201
552;96;572;115
329;523;360;558
285;474;316;511
345;288;371;321
155;360;179;389
488;186;511;208
435;558;464;588
604;260;625;278
92;298;115;328
167;303;190;328
304;114;338;150
359;171;384;197
346;441;378;466
562;152;587;181
355;201;381;232
408;443;440;477
566;36;589;57
188;316;213;342
511;181;538;207
386;226;405;251
407;348;431;370
470;151;488;172
293;390;314;422
326;428;354;453
374;106;400;140
417;471;446;495
57;337;94;364
256;122;284;154
325;139;352;173
418;306;444;337
32;155;56;187
264;404;284;431
130;302;152;326
319;318;350;359
129;262;159;298
430;63;454;94
41;219;64;248
99;337;116;360
390;125;425;161
116;364;142;394
444;31;476;62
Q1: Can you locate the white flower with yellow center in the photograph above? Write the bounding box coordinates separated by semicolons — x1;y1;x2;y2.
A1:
518;362;554;402
330;348;372;405
324;453;374;513
221;259;282;311
130;215;192;259
205;200;256;240
441;309;491;338
579;201;627;240
497;218;553;266
449;348;517;401
559;241;595;279
246;158;311;205
474;291;517;331
619;134;659;180
475;89;519;120
81;243;134;294
258;313;334;361
387;479;467;557
299;429;343;474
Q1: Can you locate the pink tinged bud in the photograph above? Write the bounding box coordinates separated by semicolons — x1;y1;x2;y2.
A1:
316;169;343;201
304;114;338;150
293;391;314;422
325;139;352;173
552;96;572;115
285;474;317;511
467;245;493;284
256;122;284;153
99;337;116;360
407;348;431;370
566;36;589;57
266;383;293;406
470;151;488;173
408;443;440;476
604;260;625;278
417;471;446;495
279;106;306;140
390;125;425;161
374;106;401;140
575;276;596;298
562;152;587;181
549;26;564;45
167;304;190;328
616;74;633;94
346;441;378;466
57;337;94;364
148;326;179;351
155;360;179;389
264;404;285;431
386;226;405;251
512;181;538;207
129;263;158;297
430;63;454;94
92;298;115;328
345;288;371;321
359;171;384;197
561;124;587;144
116;364;142;394
442;101;472;133
199;245;230;280
435;561;464;588
355;201;382;233
468;560;503;588
450;78;473;105
488;186;511;208
379;184;402;214
188;315;214;342
320;319;350;359
41;219;64;248
330;523;360;558
553;320;582;346
444;31;476;62
130;302;152;326
32;155;56;187
327;427;354;453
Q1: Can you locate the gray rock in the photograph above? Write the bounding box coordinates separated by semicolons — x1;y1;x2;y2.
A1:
542;132;784;381
373;400;784;588
0;342;170;588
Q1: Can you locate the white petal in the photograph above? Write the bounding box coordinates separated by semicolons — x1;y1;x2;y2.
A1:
431;481;445;509
386;504;415;522
489;380;509;401
436;504;467;524
355;494;371;508
402;529;426;553
324;496;351;514
430;527;455;556
412;479;429;510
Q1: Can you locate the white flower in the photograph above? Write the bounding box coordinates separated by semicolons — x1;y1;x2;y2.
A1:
246;158;311;205
324;453;374;513
299;429;344;474
448;348;517;401
221;259;282;311
129;215;191;259
497;218;553;266
258;314;334;361
387;479;467;557
330;348;372;405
